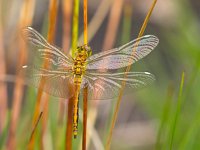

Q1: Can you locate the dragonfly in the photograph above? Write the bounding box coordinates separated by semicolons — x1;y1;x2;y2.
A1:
22;27;159;138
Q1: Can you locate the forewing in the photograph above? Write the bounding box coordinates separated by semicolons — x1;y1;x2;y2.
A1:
23;65;75;99
86;35;159;70
82;71;155;100
22;27;73;69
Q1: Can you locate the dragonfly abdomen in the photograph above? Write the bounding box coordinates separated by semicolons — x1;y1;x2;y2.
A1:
72;80;81;138
73;98;79;138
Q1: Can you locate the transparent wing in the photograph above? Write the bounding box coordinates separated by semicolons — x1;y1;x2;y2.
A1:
82;71;155;100
23;65;75;99
22;27;74;69
86;35;159;70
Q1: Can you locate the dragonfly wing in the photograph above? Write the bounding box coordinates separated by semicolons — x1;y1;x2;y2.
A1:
86;35;159;70
83;71;155;100
23;65;75;99
22;27;73;69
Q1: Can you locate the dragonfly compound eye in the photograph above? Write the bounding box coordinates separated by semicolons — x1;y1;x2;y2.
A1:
84;45;92;57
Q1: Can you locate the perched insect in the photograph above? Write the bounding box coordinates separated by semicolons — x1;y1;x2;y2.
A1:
22;27;159;138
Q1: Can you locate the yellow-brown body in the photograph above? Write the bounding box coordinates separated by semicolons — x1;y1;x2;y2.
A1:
72;45;91;138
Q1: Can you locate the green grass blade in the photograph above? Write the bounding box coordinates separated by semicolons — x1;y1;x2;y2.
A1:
155;84;174;150
169;72;185;149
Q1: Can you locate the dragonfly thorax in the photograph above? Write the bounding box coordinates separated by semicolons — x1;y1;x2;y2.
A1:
75;45;92;58
73;45;92;84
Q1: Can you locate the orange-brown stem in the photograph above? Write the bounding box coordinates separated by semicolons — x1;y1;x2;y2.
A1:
82;86;88;150
105;0;157;149
66;97;74;150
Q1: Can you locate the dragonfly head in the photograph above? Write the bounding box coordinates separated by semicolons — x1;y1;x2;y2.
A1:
76;45;92;59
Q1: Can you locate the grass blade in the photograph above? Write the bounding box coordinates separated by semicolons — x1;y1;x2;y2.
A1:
71;0;80;57
155;84;174;150
169;72;185;149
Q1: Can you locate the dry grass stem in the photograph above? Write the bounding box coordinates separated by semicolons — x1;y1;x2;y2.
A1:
7;0;36;149
29;112;43;145
28;0;58;149
62;0;72;53
78;0;114;44
66;0;79;149
65;97;73;150
58;0;72;125
83;0;88;45
82;86;88;150
82;0;88;149
78;109;104;150
106;0;157;149
0;1;8;134
40;0;59;148
79;0;116;148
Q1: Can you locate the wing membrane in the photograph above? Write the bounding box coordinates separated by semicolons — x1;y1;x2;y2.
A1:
22;27;157;100
83;71;155;100
86;35;159;70
22;27;73;69
23;65;75;98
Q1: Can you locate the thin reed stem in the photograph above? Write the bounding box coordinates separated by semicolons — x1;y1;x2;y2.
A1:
58;0;72;126
29;112;43;144
66;0;80;149
41;1;59;149
27;89;44;150
79;1;116;147
78;0;114;44
65;97;74;150
102;0;123;148
82;0;88;149
71;0;80;57
47;0;58;44
138;0;157;37
83;0;88;45
105;0;157;149
41;94;49;150
28;0;58;149
62;0;72;53
82;86;88;150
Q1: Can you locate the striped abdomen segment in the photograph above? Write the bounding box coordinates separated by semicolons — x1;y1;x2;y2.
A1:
73;76;81;138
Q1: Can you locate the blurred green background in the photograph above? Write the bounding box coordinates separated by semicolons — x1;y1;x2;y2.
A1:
1;0;200;150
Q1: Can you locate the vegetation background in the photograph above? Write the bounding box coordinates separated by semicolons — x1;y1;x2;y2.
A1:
0;0;200;149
